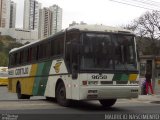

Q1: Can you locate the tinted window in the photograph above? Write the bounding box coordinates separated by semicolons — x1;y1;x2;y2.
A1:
81;33;113;70
31;46;38;61
113;35;136;70
39;42;50;59
19;51;24;64
51;36;64;57
23;49;29;63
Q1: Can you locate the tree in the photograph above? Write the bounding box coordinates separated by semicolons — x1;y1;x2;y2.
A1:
0;35;23;66
134;11;160;40
0;53;8;66
125;11;160;55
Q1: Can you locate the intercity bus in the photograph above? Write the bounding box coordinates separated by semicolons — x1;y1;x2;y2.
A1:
8;25;140;107
0;67;8;86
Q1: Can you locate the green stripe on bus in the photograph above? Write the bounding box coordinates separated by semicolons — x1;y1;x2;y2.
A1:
112;74;129;81
32;61;52;96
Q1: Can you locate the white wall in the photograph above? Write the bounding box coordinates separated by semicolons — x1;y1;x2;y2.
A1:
0;28;38;44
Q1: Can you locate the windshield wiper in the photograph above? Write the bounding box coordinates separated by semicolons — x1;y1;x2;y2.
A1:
120;45;129;71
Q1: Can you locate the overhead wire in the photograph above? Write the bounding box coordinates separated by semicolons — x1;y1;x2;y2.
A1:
108;0;160;11
141;0;160;5
128;0;160;7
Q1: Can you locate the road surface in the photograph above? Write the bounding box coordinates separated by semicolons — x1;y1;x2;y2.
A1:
0;86;160;120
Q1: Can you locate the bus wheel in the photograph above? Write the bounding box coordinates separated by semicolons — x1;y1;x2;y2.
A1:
16;83;30;99
56;82;70;107
99;99;117;108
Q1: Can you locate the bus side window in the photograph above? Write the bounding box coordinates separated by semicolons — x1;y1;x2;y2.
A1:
43;42;51;59
59;37;64;55
39;44;43;59
51;40;56;56
9;54;14;66
14;53;18;65
38;43;49;60
20;51;24;64
14;52;20;65
23;49;29;63
51;36;64;57
31;46;38;62
29;48;32;62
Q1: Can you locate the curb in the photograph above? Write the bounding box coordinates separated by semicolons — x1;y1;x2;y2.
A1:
137;95;160;102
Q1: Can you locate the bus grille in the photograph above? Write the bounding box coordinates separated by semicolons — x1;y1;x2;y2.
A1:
101;81;128;85
101;81;113;84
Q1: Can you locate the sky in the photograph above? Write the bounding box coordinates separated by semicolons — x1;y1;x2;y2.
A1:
12;0;154;29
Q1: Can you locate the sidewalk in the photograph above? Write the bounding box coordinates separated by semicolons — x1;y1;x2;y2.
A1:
137;95;160;102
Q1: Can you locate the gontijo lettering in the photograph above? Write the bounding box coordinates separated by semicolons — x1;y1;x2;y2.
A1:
15;67;28;75
8;70;14;75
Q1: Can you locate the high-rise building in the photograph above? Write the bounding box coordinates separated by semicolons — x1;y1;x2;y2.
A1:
39;7;51;39
50;5;62;35
9;1;16;28
0;0;11;28
23;0;41;30
39;5;62;39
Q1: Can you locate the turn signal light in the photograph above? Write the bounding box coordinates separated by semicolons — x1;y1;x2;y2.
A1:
82;81;88;85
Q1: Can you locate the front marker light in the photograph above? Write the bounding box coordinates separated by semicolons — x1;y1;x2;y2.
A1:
82;81;88;85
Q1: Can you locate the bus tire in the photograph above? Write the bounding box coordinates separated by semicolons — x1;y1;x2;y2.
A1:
16;83;30;99
99;99;117;108
56;82;70;107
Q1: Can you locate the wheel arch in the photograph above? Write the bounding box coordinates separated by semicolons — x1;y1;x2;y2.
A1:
55;78;65;93
16;81;20;86
16;80;21;92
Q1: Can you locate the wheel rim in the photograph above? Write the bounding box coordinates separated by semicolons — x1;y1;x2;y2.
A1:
59;86;65;100
56;82;70;106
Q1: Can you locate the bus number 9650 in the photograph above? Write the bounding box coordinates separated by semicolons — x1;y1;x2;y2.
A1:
91;75;107;79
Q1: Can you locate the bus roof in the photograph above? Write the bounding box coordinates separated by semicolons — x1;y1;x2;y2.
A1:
10;24;134;53
10;40;40;53
67;24;133;34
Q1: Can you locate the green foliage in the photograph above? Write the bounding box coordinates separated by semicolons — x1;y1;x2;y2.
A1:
0;41;4;51
0;36;23;66
0;52;8;66
124;11;160;56
136;36;160;55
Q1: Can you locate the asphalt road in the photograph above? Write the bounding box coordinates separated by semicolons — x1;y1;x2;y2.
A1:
0;86;45;100
0;86;160;120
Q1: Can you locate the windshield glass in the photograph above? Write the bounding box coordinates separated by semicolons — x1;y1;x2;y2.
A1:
80;33;137;71
81;33;113;70
113;34;136;70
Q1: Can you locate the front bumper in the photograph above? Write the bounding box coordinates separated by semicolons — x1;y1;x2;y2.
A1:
79;85;140;100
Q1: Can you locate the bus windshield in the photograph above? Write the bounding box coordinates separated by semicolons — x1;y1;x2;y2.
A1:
80;33;137;71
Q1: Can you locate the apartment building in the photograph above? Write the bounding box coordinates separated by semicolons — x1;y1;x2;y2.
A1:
23;0;41;30
0;0;11;28
50;5;62;35
39;7;51;39
9;1;16;28
39;5;62;39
